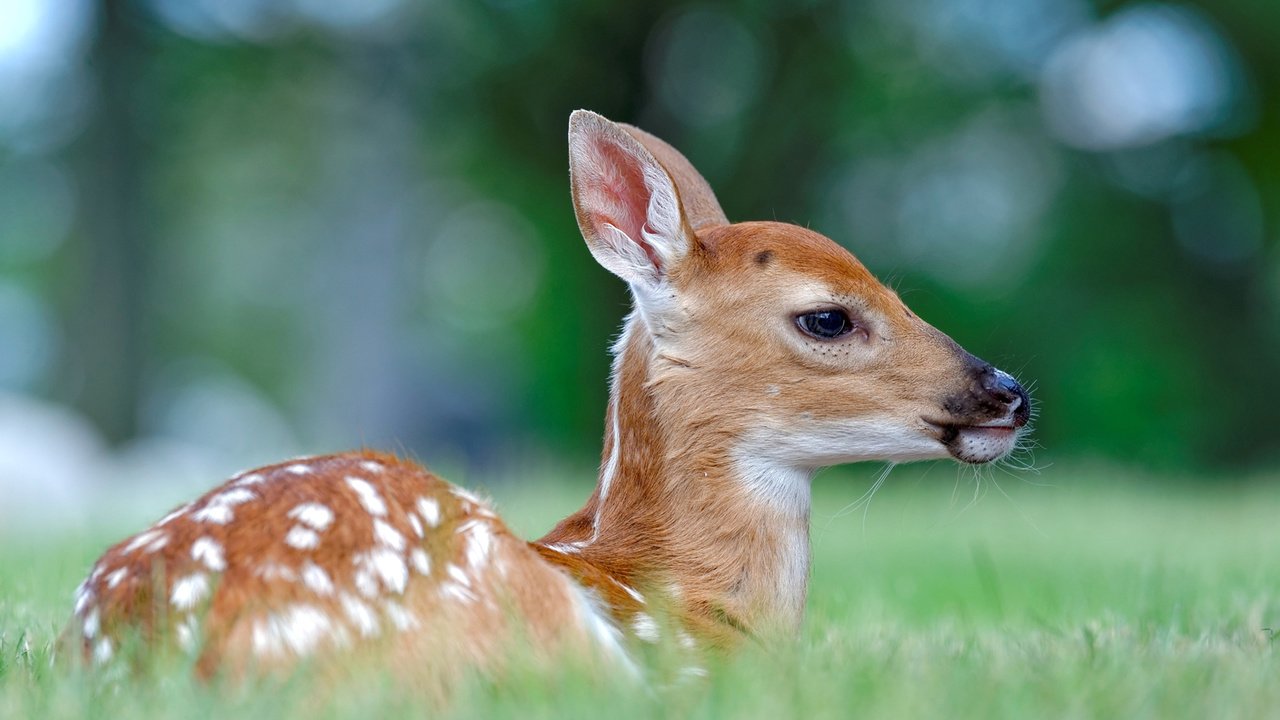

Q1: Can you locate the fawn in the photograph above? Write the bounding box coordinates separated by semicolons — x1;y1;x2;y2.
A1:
65;110;1030;691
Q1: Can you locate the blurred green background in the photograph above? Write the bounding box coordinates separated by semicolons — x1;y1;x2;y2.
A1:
1;0;1278;526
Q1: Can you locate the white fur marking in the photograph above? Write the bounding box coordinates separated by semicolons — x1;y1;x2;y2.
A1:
300;562;334;596
345;476;387;516
383;601;419;631
73;585;93;615
339;593;379;637
416;497;440;528
677;630;697;650
92;638;113;664
192;504;233;525
614;579;644;605
257;563;297;582
407;513;423;538
451;486;483;505
287;502;334;531
253;605;336;658
176;615;199;652
359;460;384;473
212;487;256;506
373;519;406;551
632;612;660;643
285;464;312;475
158;502;192;526
354;569;378;598
171;573;210;610
234;472;265;486
354;548;407;594
105;567;128;589
459;519;493;567
439;582;476;603
191;536;226;572
82;608;100;638
446;563;471;588
568;583;639;678
411;548;431;576
285;526;320;550
124;529;166;554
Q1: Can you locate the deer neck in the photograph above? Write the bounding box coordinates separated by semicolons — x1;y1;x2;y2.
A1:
538;313;813;642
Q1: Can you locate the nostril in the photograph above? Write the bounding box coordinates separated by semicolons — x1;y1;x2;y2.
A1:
980;366;1023;404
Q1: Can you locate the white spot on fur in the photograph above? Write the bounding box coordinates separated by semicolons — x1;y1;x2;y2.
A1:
459;519;494;568
300;562;334;596
287;502;334;531
212;487;256;506
158;502;192;526
567;583;638;678
410;548;431;576
82;608;100;638
353;549;407;595
191;536;226;572
252;605;339;658
171;573;210;610
613;578;644;604
73;584;94;615
234;472;265;486
89;566;104;582
677;630;697;650
339;593;379;637
92;638;113;664
124;529;166;554
373;519;405;551
451;486;481;504
192;504;233;525
446;563;471;587
416;497;440;528
285;464;312;475
345;476;386;516
586;401;624;548
632;612;660;642
543;542;582;555
284;526;320;550
407;513;423;538
105;567;128;589
176;615;199;652
359;460;385;474
439;582;476;603
383;601;419;631
354;569;378;599
257;563;297;582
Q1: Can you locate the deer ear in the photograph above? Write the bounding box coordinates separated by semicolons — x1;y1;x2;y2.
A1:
568;110;692;292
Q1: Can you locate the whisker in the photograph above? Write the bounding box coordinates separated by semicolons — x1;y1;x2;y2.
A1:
988;473;1047;538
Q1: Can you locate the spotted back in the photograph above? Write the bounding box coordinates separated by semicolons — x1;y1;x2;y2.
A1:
67;451;602;681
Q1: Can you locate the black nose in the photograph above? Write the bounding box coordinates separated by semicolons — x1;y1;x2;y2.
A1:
978;365;1030;427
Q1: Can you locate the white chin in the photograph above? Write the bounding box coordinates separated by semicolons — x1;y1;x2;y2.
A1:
951;426;1018;464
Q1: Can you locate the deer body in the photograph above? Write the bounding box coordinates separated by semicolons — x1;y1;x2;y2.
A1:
67;111;1030;692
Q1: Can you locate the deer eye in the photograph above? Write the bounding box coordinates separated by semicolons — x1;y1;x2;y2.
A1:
797;310;855;340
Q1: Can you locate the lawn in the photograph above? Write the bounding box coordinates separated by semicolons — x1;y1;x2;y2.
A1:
2;463;1278;718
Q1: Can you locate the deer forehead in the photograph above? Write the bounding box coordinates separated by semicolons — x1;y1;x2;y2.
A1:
682;222;910;319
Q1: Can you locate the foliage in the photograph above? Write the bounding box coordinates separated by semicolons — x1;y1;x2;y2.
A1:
0;0;1277;474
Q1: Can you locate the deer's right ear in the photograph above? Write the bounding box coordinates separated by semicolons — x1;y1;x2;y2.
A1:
568;110;692;294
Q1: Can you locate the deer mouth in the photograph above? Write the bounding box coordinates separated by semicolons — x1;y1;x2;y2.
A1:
924;419;1024;464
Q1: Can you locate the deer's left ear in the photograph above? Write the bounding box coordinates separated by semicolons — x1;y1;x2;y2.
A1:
568;110;692;295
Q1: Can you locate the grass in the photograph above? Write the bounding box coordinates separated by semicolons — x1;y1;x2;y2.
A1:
2;462;1279;718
